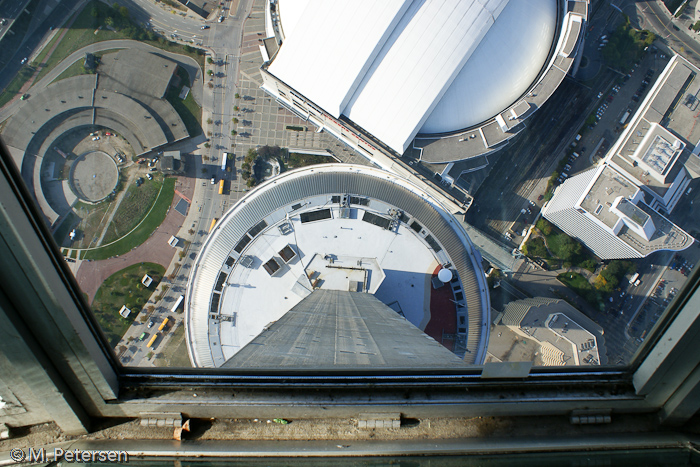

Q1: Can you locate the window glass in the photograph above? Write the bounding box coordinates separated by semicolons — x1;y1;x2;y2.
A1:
1;0;696;373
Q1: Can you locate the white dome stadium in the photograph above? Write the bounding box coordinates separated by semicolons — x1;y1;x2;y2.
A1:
420;1;558;134
268;0;563;153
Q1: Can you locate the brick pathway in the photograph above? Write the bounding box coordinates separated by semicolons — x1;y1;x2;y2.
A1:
76;175;195;303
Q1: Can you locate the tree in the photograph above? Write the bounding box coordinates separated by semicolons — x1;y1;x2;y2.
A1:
234;92;240;99
105;16;114;27
207;117;213;124
231;130;237;136
207;69;213;76
234;105;239;111
207;57;214;64
204;142;211;148
536;218;553;236
232;117;238;124
178;251;186;259
227;153;234;160
188;228;195;235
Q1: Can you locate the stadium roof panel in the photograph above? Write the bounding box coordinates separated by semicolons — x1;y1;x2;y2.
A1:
270;0;561;154
269;0;411;117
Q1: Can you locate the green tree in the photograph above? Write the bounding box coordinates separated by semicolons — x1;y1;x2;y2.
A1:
536;218;553;236
207;57;214;64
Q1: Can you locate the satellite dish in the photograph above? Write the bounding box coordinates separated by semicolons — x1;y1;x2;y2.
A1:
438;268;453;283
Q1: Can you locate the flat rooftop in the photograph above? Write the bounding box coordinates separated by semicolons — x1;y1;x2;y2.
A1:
580;166;694;254
609;55;699;197
498;298;605;366
186;165;490;368
216;207;439;363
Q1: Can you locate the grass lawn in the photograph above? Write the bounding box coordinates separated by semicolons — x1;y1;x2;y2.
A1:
0;66;37;108
91;262;164;346
524;236;550;259
102;176;162;244
165;67;202;136
71;201;111;249
53;59;90;82
286;153;336;170
33;1;204;85
558;272;600;306
83;177;175;260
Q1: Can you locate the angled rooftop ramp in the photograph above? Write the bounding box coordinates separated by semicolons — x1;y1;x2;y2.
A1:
222;290;468;369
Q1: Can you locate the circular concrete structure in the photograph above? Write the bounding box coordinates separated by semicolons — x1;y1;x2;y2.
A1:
186;164;491;368
69;151;119;203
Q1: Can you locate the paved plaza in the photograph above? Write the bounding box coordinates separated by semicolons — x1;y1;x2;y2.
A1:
70;151;119;202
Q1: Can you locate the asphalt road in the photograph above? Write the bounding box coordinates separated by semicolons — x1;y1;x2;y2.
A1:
0;0;81;90
113;0;254;366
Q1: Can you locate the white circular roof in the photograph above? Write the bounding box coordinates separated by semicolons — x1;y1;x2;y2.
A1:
420;1;558;134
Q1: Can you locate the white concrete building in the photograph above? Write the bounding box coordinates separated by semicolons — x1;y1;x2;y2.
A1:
543;54;700;259
543;164;693;259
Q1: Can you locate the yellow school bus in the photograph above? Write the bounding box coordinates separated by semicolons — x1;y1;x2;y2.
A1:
146;333;158;348
209;217;218;232
218;179;225;195
158;317;169;332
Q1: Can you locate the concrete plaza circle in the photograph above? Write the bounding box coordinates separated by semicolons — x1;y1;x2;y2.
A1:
70;151;119;202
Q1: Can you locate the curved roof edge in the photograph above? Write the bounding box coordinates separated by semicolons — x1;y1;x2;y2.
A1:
185;164;490;368
415;1;588;164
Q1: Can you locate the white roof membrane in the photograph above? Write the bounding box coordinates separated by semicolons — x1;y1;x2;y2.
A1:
270;0;411;116
272;0;559;154
344;0;508;153
420;0;557;134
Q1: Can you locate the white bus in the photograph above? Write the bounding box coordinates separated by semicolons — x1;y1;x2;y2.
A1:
619;110;631;126
171;294;184;313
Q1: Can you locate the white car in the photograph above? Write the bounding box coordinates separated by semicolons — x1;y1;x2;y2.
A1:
211;177;216;184
218;15;224;22
91;136;100;141
146;174;153;180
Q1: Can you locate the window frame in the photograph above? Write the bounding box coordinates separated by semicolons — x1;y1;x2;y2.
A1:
1;143;699;434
